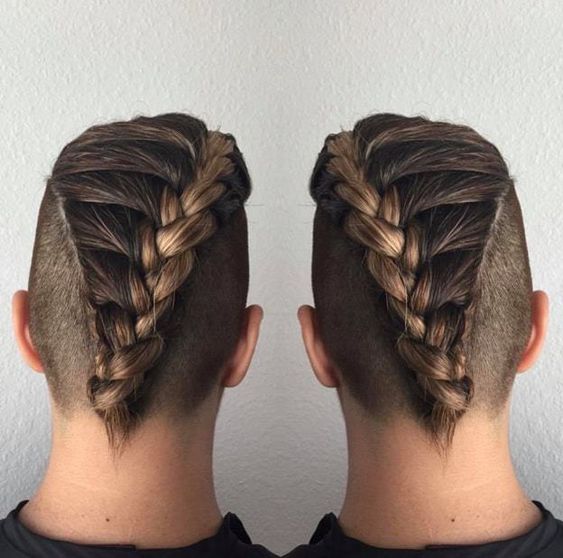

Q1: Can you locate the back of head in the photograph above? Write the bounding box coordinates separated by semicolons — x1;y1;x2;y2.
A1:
28;113;251;450
309;113;532;449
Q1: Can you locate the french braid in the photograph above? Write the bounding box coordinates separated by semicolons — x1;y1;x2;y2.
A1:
311;114;512;447
48;114;250;449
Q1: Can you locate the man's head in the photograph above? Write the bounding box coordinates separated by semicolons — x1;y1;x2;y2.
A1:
13;113;262;452
299;113;548;450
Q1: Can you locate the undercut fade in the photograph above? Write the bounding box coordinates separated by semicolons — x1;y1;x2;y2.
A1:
309;113;532;450
28;113;251;451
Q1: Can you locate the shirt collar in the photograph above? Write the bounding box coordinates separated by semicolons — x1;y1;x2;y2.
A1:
2;500;251;557
308;501;560;557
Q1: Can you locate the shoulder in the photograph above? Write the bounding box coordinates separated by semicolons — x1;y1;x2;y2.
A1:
224;513;279;558
280;514;336;558
529;503;563;557
282;544;326;558
543;517;563;556
230;538;279;558
0;518;27;558
238;544;280;558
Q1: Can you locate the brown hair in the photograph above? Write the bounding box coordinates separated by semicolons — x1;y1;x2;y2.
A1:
28;113;251;450
310;113;532;449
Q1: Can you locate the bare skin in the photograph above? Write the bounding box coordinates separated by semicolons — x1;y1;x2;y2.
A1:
12;290;263;549
298;290;549;549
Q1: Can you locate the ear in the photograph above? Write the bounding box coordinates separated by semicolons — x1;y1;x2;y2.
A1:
222;305;263;388
297;305;339;388
12;290;44;373
516;290;549;373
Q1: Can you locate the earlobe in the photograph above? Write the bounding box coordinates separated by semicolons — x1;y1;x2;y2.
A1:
12;290;44;373
222;304;263;388
516;290;549;373
297;305;339;388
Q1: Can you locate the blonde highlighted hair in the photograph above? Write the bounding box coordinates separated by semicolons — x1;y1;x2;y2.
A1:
310;113;532;449
29;113;251;451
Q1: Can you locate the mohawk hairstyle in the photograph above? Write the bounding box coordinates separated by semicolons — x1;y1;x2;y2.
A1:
309;113;533;449
28;113;251;451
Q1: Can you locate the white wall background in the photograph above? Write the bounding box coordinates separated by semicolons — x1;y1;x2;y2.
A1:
0;1;562;554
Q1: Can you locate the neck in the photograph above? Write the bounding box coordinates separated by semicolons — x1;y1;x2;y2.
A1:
19;406;223;549
339;402;542;549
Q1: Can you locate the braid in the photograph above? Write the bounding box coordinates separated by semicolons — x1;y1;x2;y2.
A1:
49;115;249;449
312;115;512;447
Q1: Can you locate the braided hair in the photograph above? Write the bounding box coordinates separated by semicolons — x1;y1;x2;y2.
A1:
44;113;251;449
310;113;515;447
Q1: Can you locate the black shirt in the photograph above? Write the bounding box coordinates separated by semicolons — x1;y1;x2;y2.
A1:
284;501;563;558
0;500;277;557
